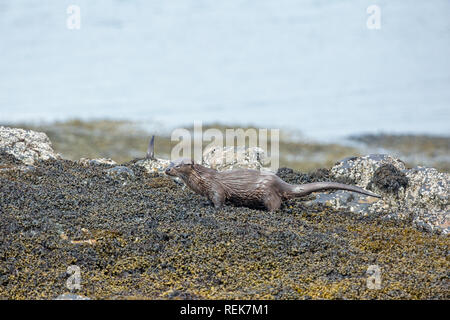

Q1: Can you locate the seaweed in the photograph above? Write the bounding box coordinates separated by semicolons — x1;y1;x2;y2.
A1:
0;158;448;299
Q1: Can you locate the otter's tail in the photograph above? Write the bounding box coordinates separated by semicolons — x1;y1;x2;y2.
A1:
290;182;381;198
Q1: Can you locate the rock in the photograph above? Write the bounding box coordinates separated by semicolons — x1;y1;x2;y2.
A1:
330;154;407;188
202;145;268;171
134;146;269;175
1;148;448;299
54;293;90;300
134;158;171;174
304;190;381;217
105;166;135;180
0;126;60;165
80;158;117;166
313;154;450;234
0;164;35;173
405;167;449;234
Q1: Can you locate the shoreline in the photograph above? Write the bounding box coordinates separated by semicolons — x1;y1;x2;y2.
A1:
2;119;448;173
0;125;448;299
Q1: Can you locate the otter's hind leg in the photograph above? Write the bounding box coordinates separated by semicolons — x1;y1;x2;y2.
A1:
263;192;282;212
208;190;225;209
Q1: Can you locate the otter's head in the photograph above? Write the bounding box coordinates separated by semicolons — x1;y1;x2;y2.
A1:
165;158;195;177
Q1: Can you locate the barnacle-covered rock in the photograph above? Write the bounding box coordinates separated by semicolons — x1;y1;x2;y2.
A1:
0;126;60;165
134;157;171;174
202;145;268;171
405;167;449;234
105;166;135;181
79;158;117;166
316;154;450;234
134;145;269;175
54;294;90;300
330;154;407;188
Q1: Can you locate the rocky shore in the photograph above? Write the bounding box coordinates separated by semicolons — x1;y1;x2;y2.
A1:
0;126;448;299
7;120;449;173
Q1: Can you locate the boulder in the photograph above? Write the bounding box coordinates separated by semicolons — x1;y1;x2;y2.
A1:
105;166;135;181
54;293;90;300
310;154;449;234
135;157;170;172
202;145;268;171
0;126;60;165
134;146;268;174
79;158;117;166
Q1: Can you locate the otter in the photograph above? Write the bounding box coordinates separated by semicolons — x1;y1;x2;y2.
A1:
164;158;381;211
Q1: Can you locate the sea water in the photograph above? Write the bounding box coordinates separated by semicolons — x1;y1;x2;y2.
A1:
0;0;449;141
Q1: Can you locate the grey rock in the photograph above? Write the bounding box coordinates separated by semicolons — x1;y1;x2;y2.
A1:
134;146;269;174
0;126;60;165
202;145;269;171
0;164;35;173
405;167;449;234
134;158;184;186
135;157;171;174
331;154;407;188
314;154;449;234
105;166;135;180
54;293;90;300
79;158;117;166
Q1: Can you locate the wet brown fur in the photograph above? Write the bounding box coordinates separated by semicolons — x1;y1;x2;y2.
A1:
165;159;380;211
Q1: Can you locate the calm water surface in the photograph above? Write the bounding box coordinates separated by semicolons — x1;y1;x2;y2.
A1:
0;0;449;141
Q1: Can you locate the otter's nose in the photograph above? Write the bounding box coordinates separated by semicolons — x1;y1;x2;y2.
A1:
164;167;170;175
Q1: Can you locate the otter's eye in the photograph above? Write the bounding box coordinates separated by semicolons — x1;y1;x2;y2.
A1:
175;164;181;168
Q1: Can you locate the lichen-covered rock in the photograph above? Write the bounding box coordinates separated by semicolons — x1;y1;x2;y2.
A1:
134;158;171;174
331;154;407;188
134;146;269;175
317;154;450;234
79;158;117;166
0;126;60;165
54;293;90;300
202;145;268;171
304;191;382;216
105;166;135;181
0;162;35;173
405;167;449;234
